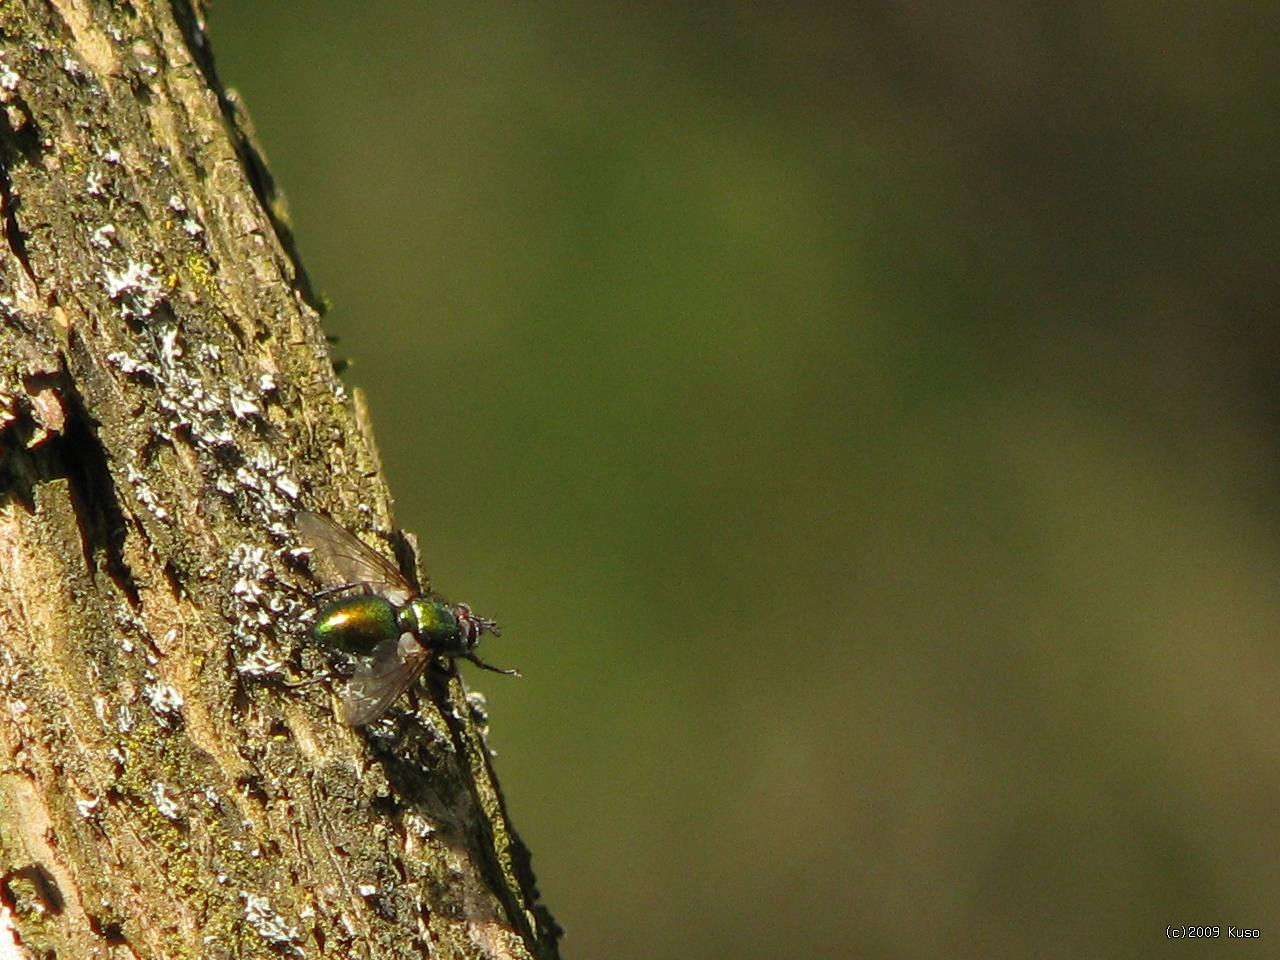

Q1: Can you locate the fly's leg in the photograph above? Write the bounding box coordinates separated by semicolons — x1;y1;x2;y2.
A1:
312;580;379;601
463;652;521;677
283;673;330;689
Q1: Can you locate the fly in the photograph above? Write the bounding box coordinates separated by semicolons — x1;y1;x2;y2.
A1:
295;510;516;726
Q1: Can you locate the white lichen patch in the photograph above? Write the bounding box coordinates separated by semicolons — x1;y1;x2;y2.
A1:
240;892;302;955
108;323;302;544
89;223;116;248
112;606;146;651
125;461;169;520
338;911;358;938
159;324;181;364
236;646;284;679
105;350;159;379
0;59;19;96
274;474;301;501
227;540;296;646
228;385;262;420
402;811;438;857
62;55;87;80
404;811;437;840
151;781;181;821
102;260;165;320
166;198;205;238
145;682;184;726
230;542;271;590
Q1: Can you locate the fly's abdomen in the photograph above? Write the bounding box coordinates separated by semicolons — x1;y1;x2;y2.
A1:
314;595;400;654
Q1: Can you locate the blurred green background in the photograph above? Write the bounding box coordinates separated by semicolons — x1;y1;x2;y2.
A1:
211;4;1280;957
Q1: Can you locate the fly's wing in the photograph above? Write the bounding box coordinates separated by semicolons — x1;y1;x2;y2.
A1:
296;510;413;601
341;632;432;726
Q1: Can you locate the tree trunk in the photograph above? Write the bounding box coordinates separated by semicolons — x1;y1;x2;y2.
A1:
0;3;560;958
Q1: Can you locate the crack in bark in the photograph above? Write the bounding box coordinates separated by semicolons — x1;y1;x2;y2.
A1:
0;862;65;916
0;363;142;606
0;146;34;287
58;375;142;607
0;78;44;291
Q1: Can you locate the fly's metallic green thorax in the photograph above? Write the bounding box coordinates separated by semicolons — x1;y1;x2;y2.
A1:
295;510;516;727
407;598;461;649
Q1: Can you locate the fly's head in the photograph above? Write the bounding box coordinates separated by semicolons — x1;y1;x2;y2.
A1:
452;602;501;652
452;603;517;676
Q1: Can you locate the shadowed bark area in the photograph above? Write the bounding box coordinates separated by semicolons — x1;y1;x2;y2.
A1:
0;3;560;958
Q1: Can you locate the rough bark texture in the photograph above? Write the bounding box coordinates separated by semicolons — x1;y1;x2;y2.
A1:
0;3;560;958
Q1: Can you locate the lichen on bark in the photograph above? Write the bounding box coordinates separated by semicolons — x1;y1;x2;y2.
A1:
0;3;559;958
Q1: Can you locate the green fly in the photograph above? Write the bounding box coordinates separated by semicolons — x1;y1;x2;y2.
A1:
296;510;515;726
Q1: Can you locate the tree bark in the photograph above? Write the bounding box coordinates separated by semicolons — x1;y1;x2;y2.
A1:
0;3;560;958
